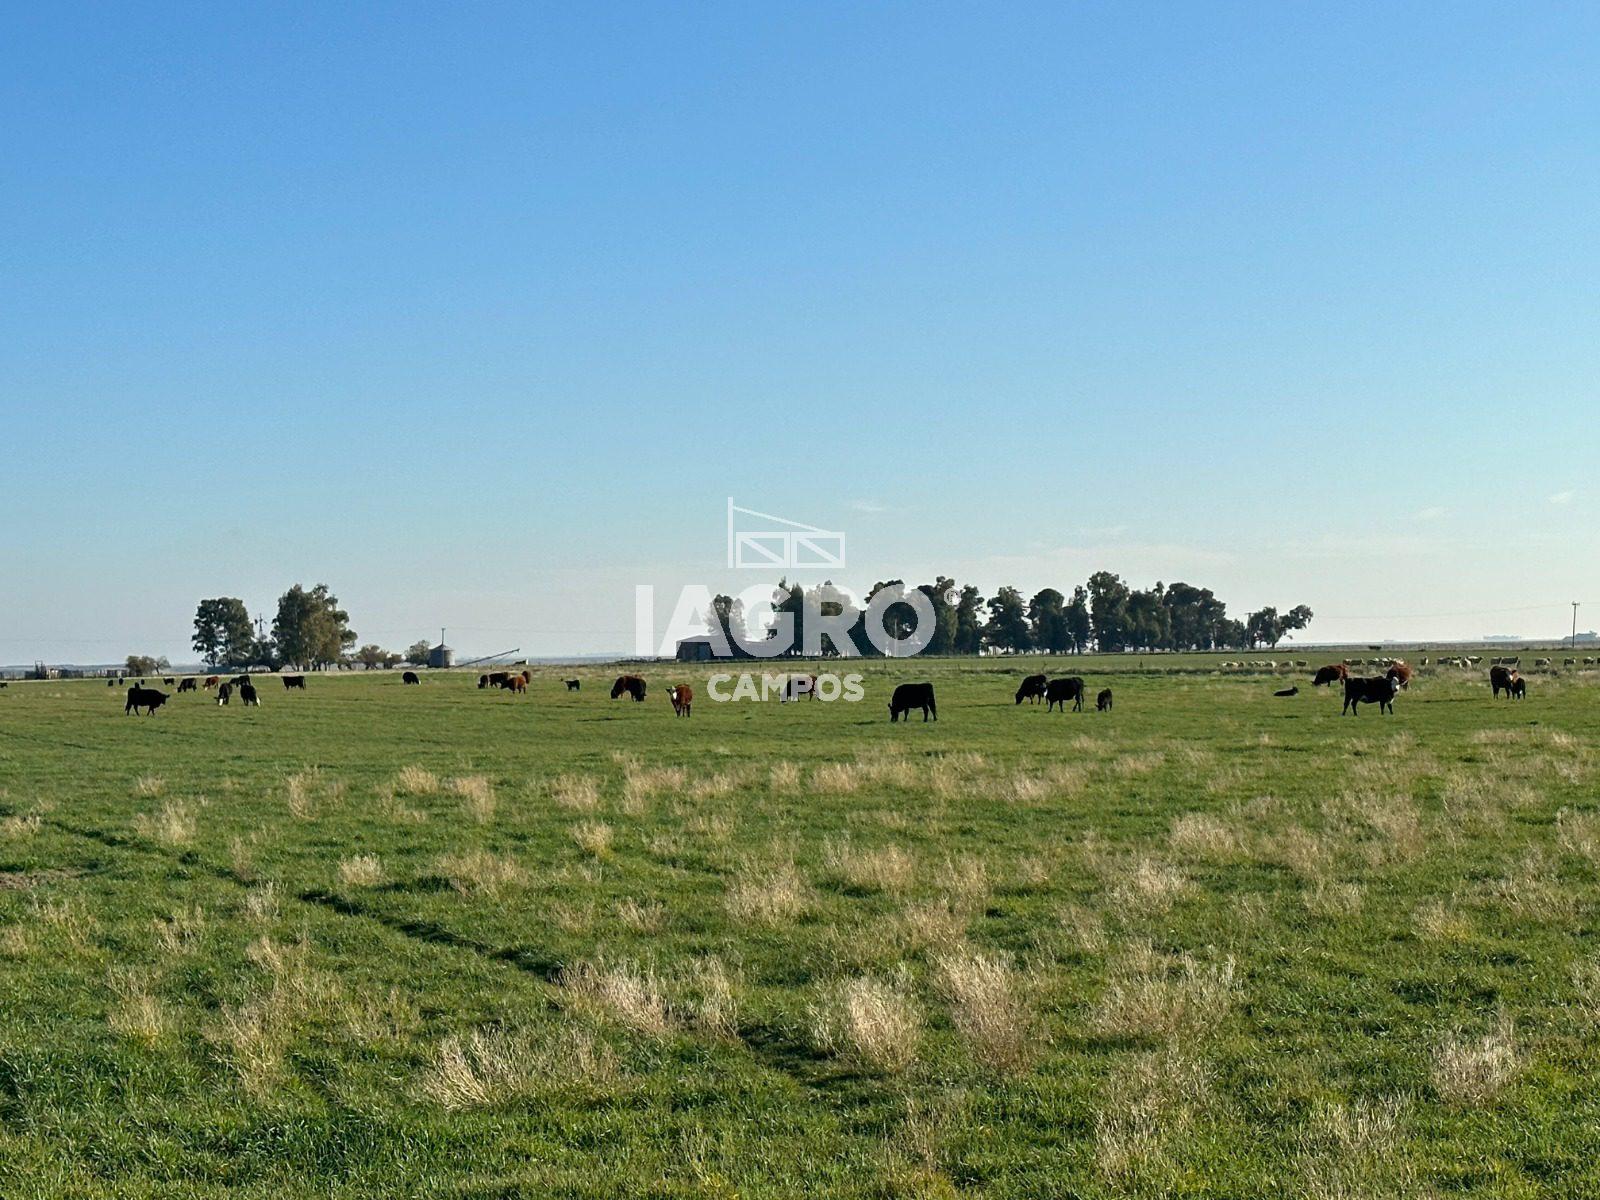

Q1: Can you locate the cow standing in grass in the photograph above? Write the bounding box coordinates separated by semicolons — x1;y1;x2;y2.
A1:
125;685;168;715
889;682;936;722
612;675;647;702
1045;677;1085;713
668;684;693;716
1342;675;1399;715
1014;674;1047;705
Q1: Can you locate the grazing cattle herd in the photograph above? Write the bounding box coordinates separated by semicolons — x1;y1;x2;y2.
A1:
11;651;1564;724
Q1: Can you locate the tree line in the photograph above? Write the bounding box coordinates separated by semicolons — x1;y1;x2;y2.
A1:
705;572;1312;657
190;585;434;671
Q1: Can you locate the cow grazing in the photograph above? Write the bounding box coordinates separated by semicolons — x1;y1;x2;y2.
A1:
1342;675;1399;715
239;680;260;707
108;678;117;688
564;679;581;691
1045;677;1085;713
611;675;647;702
1386;662;1413;690
1490;665;1516;698
232;676;249;688
1097;687;1114;711
668;684;693;716
402;671;420;685
500;673;527;694
203;676;219;690
177;678;197;693
217;682;233;705
1014;674;1048;705
282;675;307;690
1312;664;1349;687
783;674;818;702
889;682;937;722
1275;685;1299;697
1511;676;1527;700
125;685;168;716
163;677;175;686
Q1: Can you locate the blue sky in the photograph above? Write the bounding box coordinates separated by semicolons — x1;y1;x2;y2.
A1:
3;3;1596;661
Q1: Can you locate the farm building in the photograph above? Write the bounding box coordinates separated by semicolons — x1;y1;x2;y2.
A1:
428;644;455;669
676;636;720;662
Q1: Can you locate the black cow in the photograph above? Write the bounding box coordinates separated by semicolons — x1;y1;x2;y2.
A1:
611;675;646;701
889;682;937;722
564;679;581;691
1097;687;1114;711
1511;677;1527;700
1014;674;1047;705
1274;685;1298;697
479;672;509;690
240;680;260;707
402;671;421;685
1342;675;1399;715
177;678;197;693
282;675;306;690
108;678;117;688
217;682;233;705
1045;677;1085;713
125;685;168;715
232;675;249;688
163;677;175;686
1490;666;1516;698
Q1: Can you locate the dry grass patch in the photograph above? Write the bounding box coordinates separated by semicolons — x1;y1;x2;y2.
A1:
133;799;198;847
570;820;614;858
1432;1015;1519;1105
1091;942;1237;1042
132;774;166;798
437;850;528;897
1168;812;1242;861
682;955;740;1038
449;775;496;824
549;773;601;812
1413;899;1474;943
421;1025;620;1110
1094;1047;1214;1189
1488;848;1573;921
285;768;343;820
1110;856;1192;915
338;854;384;887
622;764;688;810
724;860;811;925
107;969;169;1046
559;959;671;1037
811;762;862;795
394;765;441;796
769;761;801;792
1295;1097;1413;1199
933;948;1041;1073
153;904;207;955
809;972;922;1073
242;882;279;924
615;897;667;934
894;900;968;952
0;814;42;839
823;838;916;893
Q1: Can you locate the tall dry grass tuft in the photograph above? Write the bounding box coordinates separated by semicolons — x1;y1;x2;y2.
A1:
449;775;496;824
1488;848;1573;920
1432;1015;1519;1105
0;814;42;840
823;838;916;893
810;762;862;795
436;850;528;897
682;955;740;1039
153;904;207;955
769;761;801;793
338;854;384;887
570;820;614;858
1094;1048;1213;1189
242;882;279;924
1111;856;1192;915
549;774;601;812
133;799;198;847
394;765;440;796
1412;899;1474;943
107;969;169;1045
893;900;968;953
809;972;922;1073
559;959;671;1037
724;859;811;925
421;1026;620;1109
1168;812;1242;861
1295;1097;1413;1200
933;948;1041;1073
622;764;687;811
1091;942;1237;1042
133;774;166;798
285;768;344;820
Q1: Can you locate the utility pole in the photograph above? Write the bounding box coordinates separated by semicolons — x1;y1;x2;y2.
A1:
1574;602;1581;649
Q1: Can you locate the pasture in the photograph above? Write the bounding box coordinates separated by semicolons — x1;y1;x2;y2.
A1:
1;657;1598;1197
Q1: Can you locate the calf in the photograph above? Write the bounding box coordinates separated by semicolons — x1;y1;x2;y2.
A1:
1045;677;1085;713
668;684;693;716
217;682;233;705
125;685;169;716
163;677;176;686
282;675;307;690
402;671;421;685
1511;676;1527;700
177;678;197;693
1274;685;1299;697
239;680;260;707
1097;687;1114;711
564;678;581;691
1014;674;1047;705
889;682;936;722
1342;675;1399;715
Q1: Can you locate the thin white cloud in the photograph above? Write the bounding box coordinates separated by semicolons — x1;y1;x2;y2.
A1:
847;499;888;514
1549;490;1575;506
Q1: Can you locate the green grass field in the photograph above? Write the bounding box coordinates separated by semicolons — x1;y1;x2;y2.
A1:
1;656;1597;1198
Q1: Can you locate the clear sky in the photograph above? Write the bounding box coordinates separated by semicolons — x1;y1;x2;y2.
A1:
4;3;1596;663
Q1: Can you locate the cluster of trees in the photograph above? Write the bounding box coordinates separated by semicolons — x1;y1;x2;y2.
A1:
124;654;171;676
706;572;1312;657
193;584;364;670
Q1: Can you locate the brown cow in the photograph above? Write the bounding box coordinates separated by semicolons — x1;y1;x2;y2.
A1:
668;684;693;716
1386;662;1413;690
503;674;527;694
611;675;646;701
203;676;220;690
1312;664;1348;687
